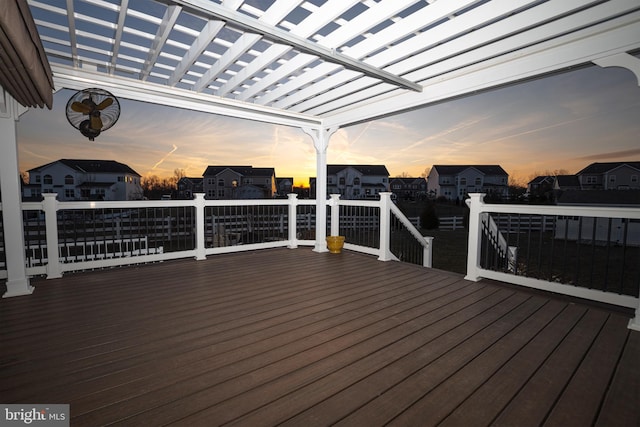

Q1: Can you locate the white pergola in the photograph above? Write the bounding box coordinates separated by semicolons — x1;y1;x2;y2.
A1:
1;0;640;296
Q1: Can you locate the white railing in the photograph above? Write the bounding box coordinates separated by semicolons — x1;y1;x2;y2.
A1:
0;192;431;281
329;194;433;267
465;193;640;330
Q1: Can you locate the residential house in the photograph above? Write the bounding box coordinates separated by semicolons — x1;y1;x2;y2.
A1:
276;177;294;197
26;159;143;201
177;177;204;199
576;161;640;190
557;189;640;207
427;165;509;201
202;166;277;199
310;165;390;199
553;175;582;191
389;177;427;201
527;175;554;195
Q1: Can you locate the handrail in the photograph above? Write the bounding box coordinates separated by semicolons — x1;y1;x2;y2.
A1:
331;193;433;267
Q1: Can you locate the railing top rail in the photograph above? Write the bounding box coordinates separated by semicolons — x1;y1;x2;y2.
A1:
335;199;381;208
474;201;640;219
389;203;431;249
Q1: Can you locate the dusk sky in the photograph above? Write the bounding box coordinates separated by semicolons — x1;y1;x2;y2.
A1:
17;63;640;187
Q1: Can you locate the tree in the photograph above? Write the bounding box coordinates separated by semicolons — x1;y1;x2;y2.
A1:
420;203;439;230
421;167;431;178
141;174;174;199
172;168;186;186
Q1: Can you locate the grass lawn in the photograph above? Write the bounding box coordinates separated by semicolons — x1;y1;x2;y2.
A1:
422;228;469;275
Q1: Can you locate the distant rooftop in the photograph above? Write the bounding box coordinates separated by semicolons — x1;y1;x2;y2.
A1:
29;159;140;176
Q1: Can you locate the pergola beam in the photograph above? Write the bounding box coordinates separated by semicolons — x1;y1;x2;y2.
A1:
170;0;422;93
51;64;323;129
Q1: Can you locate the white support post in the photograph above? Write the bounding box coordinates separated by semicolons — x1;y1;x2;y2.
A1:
465;193;485;282
329;194;341;237
194;193;206;260
0;92;33;297
423;236;433;268
287;193;298;249
42;193;62;279
378;192;394;261
303;126;338;253
630;305;640;332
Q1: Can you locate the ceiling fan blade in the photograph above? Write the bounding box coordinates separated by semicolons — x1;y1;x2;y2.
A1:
90;115;103;130
71;101;92;113
96;98;113;110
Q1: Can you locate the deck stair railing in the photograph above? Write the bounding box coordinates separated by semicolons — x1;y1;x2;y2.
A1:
329;193;433;267
466;193;640;330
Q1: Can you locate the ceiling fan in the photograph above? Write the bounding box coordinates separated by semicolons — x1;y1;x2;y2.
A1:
65;88;121;141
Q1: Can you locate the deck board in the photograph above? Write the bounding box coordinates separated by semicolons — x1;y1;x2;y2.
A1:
1;248;638;426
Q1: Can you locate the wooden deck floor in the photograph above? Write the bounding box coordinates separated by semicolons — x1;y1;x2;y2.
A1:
1;248;638;426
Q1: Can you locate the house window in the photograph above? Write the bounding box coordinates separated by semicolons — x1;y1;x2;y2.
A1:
353;189;360;196
354;177;360;186
64;175;74;185
475;178;481;185
81;189;90;198
460;178;466;186
586;176;597;184
392;184;401;189
64;189;74;198
339;177;345;186
118;176;124;182
43;174;53;184
35;175;41;183
609;175;616;183
207;189;216;198
218;179;225;186
207;178;215;185
631;175;638;183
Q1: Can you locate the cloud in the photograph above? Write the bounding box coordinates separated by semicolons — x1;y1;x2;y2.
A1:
577;148;640;161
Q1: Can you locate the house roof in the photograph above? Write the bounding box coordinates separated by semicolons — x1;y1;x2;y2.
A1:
202;166;275;176
432;165;508;176
390;177;426;184
15;1;638;130
178;177;203;183
29;159;140;176
555;175;581;187
576;161;640;175
328;165;389;176
528;175;554;185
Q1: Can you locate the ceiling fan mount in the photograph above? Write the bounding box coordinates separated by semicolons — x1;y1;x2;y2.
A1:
65;88;121;141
